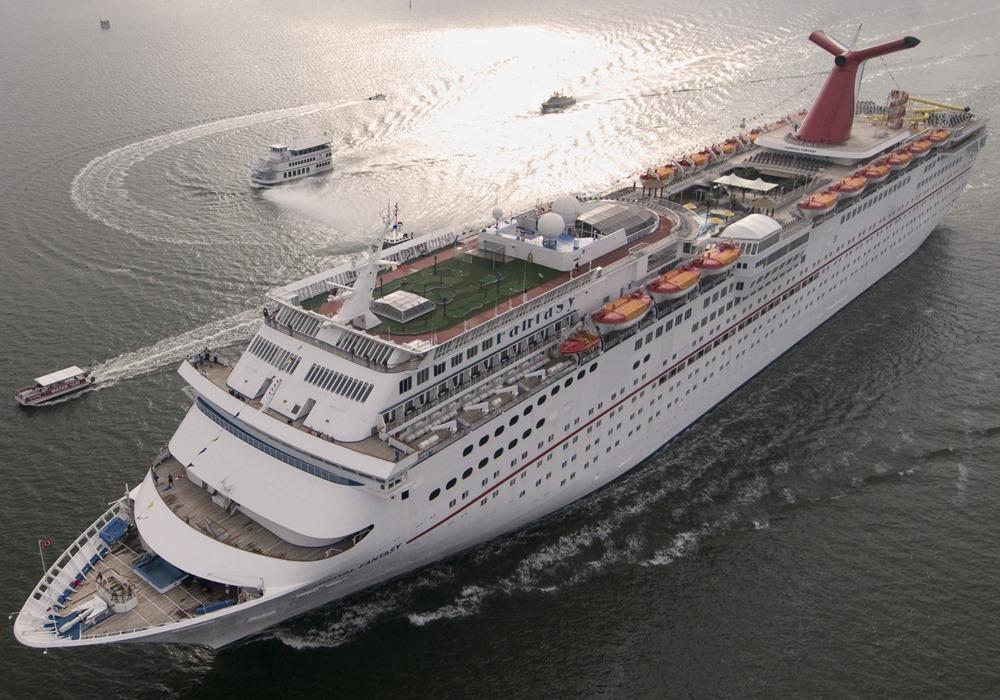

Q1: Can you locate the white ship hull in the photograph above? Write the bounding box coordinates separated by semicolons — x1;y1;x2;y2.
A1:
15;128;984;650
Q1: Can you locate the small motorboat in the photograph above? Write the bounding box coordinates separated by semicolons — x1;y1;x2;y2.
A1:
648;265;701;301
542;92;576;112
928;128;951;147
885;150;913;170
559;329;602;355
908;139;933;158
861;163;891;183
368;93;387;101
692;242;741;275
831;174;868;198
592;292;652;332
15;366;93;406
797;190;840;217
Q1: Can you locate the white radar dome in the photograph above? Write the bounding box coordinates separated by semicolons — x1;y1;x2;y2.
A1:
492;206;504;221
537;211;565;239
551;196;581;226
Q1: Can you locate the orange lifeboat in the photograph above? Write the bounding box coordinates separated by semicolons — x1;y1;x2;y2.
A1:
559;329;601;356
831;174;868;199
655;164;678;181
721;138;740;154
908;139;932;158
861;163;891;183
692;242;741;276
748;129;761;142
886;150;913;170
928;128;951;147
647;265;701;302
592;292;653;332
686;152;710;169
797;190;840;217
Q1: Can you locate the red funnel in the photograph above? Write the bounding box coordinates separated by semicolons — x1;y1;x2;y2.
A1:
796;31;919;144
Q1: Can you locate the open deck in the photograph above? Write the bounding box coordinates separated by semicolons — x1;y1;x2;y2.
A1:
155;456;369;562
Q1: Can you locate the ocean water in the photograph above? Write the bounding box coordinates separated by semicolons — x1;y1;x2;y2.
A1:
1;0;999;696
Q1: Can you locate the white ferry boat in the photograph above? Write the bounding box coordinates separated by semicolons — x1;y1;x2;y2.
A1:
14;30;987;649
15;366;93;406
250;137;333;188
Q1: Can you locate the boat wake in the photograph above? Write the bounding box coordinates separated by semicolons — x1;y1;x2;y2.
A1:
43;310;260;404
70;100;363;245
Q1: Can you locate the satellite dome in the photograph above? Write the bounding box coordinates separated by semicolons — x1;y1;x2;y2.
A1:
492;206;504;221
551;196;581;226
537;211;565;239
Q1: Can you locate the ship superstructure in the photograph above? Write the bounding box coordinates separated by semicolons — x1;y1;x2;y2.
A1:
15;30;987;649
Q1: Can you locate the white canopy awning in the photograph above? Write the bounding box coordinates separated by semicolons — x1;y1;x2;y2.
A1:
35;366;86;386
712;174;778;192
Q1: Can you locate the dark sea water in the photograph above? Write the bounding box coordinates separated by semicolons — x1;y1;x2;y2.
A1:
1;0;999;697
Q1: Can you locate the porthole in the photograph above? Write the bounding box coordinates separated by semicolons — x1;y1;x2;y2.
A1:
577;370;586;380
478;457;489;469
522;428;532;439
429;488;440;501
632;361;640;370
446;478;457;490
589;363;598;373
551;385;560;396
494;426;505;437
538;395;547;406
508;438;518;450
564;377;573;388
509;415;519;426
494;448;504;459
479;435;488;447
462;467;473;479
536;418;545;429
462;445;473;457
524;405;534;416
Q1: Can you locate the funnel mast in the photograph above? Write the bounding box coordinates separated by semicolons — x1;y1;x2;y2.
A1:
796;31;919;144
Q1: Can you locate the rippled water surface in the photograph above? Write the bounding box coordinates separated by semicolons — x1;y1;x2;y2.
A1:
1;0;999;697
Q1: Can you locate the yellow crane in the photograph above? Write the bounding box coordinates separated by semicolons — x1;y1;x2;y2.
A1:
907;95;970;112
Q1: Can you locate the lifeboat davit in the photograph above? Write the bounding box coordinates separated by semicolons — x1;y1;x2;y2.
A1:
831;174;868;198
928;128;951;147
908;139;933;158
647;265;701;302
692;242;741;276
861;163;891;183
886;150;913;170
592;292;653;332
640;170;664;188
559;329;602;355
797;190;840;217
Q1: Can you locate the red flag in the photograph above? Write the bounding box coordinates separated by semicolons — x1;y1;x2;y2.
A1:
38;538;52;549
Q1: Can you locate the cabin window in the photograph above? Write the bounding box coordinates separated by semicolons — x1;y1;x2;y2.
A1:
429;488;440;501
399;377;412;393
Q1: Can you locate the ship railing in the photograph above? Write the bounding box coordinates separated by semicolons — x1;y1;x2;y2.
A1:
264;316;423;373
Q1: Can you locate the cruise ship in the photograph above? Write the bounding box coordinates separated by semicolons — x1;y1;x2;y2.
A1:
14;30;986;649
250;137;333;188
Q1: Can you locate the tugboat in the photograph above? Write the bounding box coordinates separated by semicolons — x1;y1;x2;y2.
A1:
15;367;94;406
368;94;387;101
541;92;576;112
